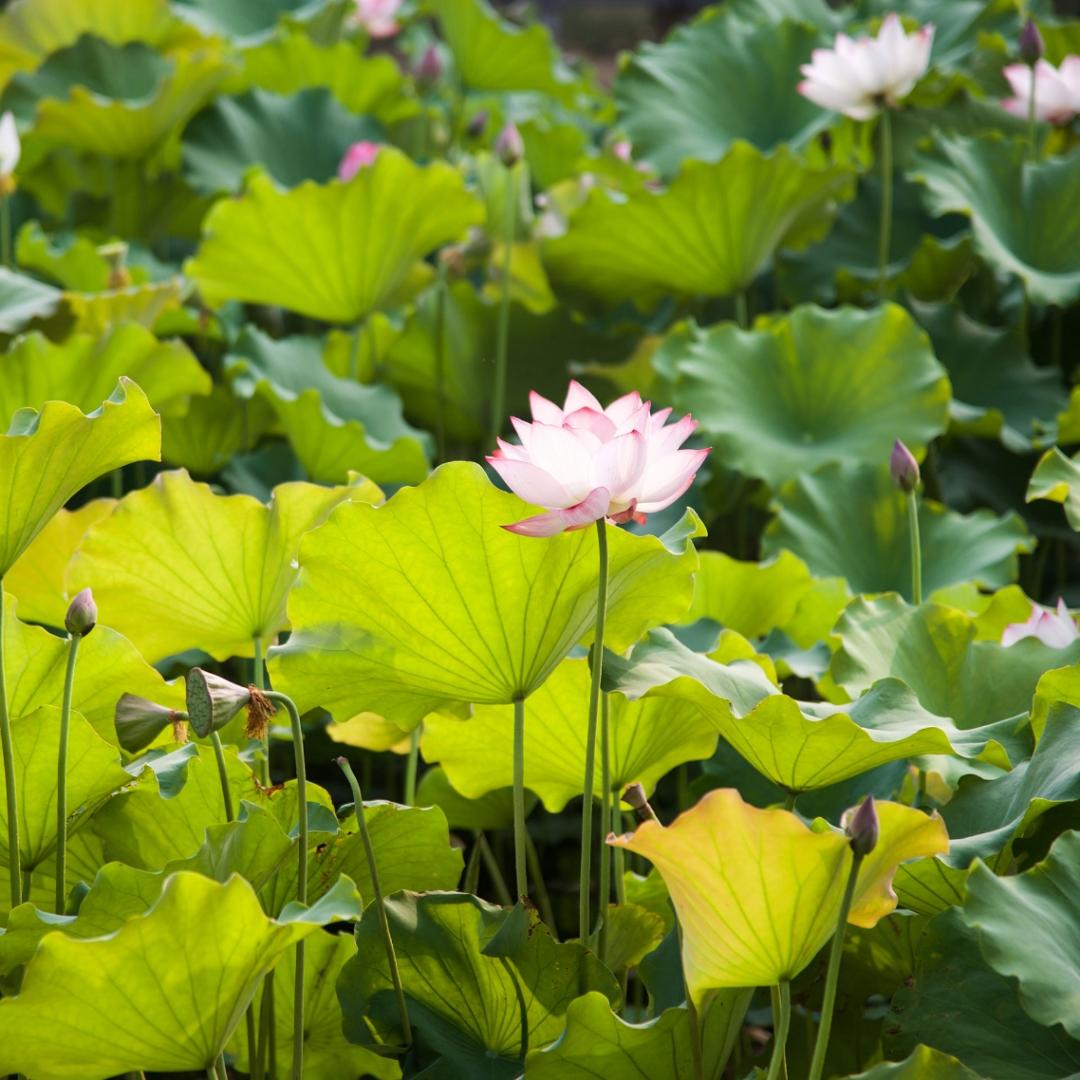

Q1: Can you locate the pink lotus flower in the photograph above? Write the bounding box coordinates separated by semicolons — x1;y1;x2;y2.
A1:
353;0;402;38
1002;598;1080;649
1001;57;1080;124
487;381;709;538
798;14;934;120
338;141;382;181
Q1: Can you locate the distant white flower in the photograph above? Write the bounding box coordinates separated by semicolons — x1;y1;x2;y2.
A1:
1002;598;1080;649
353;0;402;38
0;112;20;179
1001;57;1080;125
798;14;934;120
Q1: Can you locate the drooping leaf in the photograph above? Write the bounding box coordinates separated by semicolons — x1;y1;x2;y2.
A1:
15;222;114;291
765;463;1034;600
542;145;852;311
185;152;484;322
0;267;63;333
609;788;947;999
661;304;949;488
0;378;160;577
71;468;382;663
1027;446;1080;530
422;656;718;811
271;461;702;728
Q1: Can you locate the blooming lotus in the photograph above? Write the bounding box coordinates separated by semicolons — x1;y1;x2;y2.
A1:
1002;598;1080;649
1001;57;1080;124
353;0;402;38
487;380;708;537
798;14;934;120
338;141;381;181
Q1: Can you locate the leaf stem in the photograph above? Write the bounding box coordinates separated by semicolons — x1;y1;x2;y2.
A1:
478;831;513;906
1027;63;1038;163
489;168;517;447
404;726;420;805
734;289;749;329
0;585;20;909
54;633;81;913
434;259;448;465
579;520;609;944
464;831;483;894
524;829;557;935
210;731;234;823
1;196;11;269
876;109;893;297
766;981;792;1080
596;691;611;957
906;489;922;606
512;697;528;899
253;634;269;786
337;756;412;1048
807;853;865;1080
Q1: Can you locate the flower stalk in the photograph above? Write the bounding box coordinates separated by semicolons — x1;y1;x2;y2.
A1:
891;440;922;604
876;108;893;296
596;692;611;956
512;697;528;900
766;980;793;1080
0;585;19;909
489;155;519;448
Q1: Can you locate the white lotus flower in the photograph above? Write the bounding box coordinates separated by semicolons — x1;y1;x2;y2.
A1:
1002;599;1080;649
1001;57;1080;125
0;112;20;179
798;14;934;120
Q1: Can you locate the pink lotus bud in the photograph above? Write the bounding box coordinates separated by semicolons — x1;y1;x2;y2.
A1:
64;588;97;637
494;123;524;167
338;141;381;181
415;44;443;88
612;140;633;162
466;111;489;140
1019;19;1044;66
844;796;879;857
890;439;920;493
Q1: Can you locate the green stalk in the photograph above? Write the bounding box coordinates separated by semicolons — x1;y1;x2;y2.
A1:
687;995;705;1080
265;692;307;1080
253;634;269;785
612;792;626;907
579;520;609;944
337;756;412;1048
0;585;20;909
464;831;483;895
251;633;271;1078
213;1053;228;1080
54;633;81;913
1027;63;1038;162
1;196;11;268
876;109;893;297
733;289;749;329
766;981;792;1080
489;169;517;447
807;855;865;1080
512;697;528;900
478;832;514;906
596;692;611;957
433;260;448;465
906;489;922;606
404;727;420;806
210;731;235;823
524;830;557;934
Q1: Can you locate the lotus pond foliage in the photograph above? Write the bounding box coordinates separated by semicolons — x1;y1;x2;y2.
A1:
0;0;1077;1077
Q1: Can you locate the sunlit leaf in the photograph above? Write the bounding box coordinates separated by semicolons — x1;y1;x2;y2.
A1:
15;222;113;290
160;384;274;476
414;766;524;832
1027;445;1080;530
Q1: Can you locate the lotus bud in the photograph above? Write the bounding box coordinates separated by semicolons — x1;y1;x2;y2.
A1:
622;782;659;825
494;122;524;167
1019;19;1044;66
114;693;187;753
890;439;920;493
465;110;489;140
843;795;880;857
185;669;252;738
64;588;97;637
415;44;443;89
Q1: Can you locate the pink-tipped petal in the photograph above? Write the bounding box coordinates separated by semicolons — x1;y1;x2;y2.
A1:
487;457;570;508
563;379;603;414
636;448;710;513
503;487;611;537
529;390;563;425
564;406;618;440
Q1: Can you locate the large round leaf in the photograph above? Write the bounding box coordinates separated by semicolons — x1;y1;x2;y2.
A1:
542;144;852;310
270;461;702;727
662;304;949;489
911;134;1080;307
1027;445;1080;530
614;11;830;178
765;463;1033;600
71;468;382;663
185;151;484;322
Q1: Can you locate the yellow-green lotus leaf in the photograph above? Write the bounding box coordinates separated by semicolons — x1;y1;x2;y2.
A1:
0;378;160;577
185;152;484;322
609;788;948;999
71;468;383;663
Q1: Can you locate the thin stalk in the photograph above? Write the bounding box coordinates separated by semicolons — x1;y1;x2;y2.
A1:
524;830;557;935
612;792;626;907
0;585;20;909
464;831;483;894
489;171;517;447
404;726;420;806
579;520;609;944
433;260;449;464
734;289;749;329
253;635;269;785
1;196;11;268
876;109;893;297
807;854;865;1080
54;633;81;913
210;731;235;823
265;692;307;1080
213;1053;228;1080
346;323;362;381
1027;63;1038;162
337;757;412;1047
254;972;274;1080
766;981;792;1080
249;638;267;1077
244;1009;258;1080
512;697;528;899
784;789;798;812
596;692;611;958
478;831;513;906
906;489;922;606
687;996;706;1080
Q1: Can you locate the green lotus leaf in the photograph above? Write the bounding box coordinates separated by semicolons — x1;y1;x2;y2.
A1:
160;383;274;476
1027;446;1080;530
604;629;1022;793
415;767;524;831
847;1045;993;1080
765;463;1033;600
183;88;384;194
71;467;382;663
185;152;484;322
599;902;668;975
0;267;63;333
339;893;619;1074
831;595;1076;731
910;134;1080;307
884;908;1080;1080
14;222;114;290
524;989;752;1080
662;304;949;488
226;328;430;485
427;0;579;100
422;656;718;811
0;872;333;1079
614;11;830;178
0;324;209;422
271;461;702;728
0;377;159;577
542;144;852;311
6;500;113;627
914;300;1065;451
172;0;337;40
66;278;184;336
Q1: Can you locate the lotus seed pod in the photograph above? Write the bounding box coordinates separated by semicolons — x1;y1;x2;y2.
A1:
185;668;251;739
114;694;187;754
